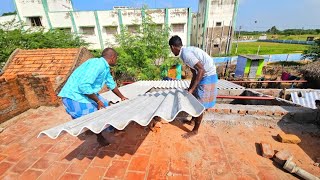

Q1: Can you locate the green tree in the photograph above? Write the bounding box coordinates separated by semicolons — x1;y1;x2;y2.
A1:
266;26;280;35
112;14;175;80
0;20;88;66
302;39;320;61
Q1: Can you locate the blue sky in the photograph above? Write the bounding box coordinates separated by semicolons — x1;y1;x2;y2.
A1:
1;0;320;31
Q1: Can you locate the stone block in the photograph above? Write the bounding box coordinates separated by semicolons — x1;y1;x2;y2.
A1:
260;142;274;158
273;150;292;166
277;134;301;144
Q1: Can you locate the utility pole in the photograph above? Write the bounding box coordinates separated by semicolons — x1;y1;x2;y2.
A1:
235;25;241;54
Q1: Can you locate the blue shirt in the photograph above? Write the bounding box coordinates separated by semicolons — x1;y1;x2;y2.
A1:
58;57;116;103
180;46;216;76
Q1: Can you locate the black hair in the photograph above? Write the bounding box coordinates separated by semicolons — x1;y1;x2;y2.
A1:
169;35;183;47
101;48;118;57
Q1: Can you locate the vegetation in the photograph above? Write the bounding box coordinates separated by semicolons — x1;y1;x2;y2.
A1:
238;27;320;41
111;15;177;80
1;11;16;16
302;39;320;61
0;20;88;66
231;42;308;55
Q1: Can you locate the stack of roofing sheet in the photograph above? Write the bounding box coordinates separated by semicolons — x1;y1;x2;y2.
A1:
291;90;320;109
38;89;205;139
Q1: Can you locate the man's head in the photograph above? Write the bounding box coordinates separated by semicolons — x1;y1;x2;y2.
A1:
102;48;118;66
169;35;183;56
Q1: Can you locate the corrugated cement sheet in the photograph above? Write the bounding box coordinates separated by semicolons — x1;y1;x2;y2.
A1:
101;80;245;102
291;90;320;109
38;89;205;139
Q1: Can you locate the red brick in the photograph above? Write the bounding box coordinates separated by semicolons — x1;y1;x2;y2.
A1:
256;110;266;116
91;151;112;167
105;160;129;179
20;169;43;180
260;142;274;158
0;154;7;162
238;109;246;115
274;150;293;166
82;166;106;180
128;155;150;172
147;160;169;179
167;175;190;180
49;141;72;153
257;169;279;180
247;109;257;115
136;146;153;155
38;162;69;180
0;162;13;176
10;156;39;174
113;151;132;161
32;153;59;170
125;171;145;180
169;159;189;175
34;144;54;154
277;134;301;144
1;172;20;179
66;156;92;174
59;173;81;180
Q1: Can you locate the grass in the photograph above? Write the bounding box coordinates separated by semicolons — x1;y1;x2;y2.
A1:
273;34;320;41
230;42;308;55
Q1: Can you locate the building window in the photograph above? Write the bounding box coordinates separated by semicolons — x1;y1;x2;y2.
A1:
80;27;95;35
28;17;42;27
216;22;222;26
127;25;139;33
105;26;118;36
58;28;71;33
172;24;185;33
214;44;219;48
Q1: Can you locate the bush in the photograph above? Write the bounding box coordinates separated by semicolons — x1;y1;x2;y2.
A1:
112;14;177;80
0;20;88;67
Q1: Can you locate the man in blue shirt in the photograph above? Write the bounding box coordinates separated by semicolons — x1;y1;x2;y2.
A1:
59;48;128;146
169;35;218;138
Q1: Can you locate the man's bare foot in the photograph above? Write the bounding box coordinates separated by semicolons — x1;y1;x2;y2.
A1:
97;134;110;146
182;130;198;139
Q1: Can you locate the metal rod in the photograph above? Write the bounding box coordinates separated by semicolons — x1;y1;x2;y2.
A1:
217;95;274;100
230;80;307;83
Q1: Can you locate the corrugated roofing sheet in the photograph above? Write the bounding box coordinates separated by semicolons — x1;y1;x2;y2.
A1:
291;90;320;109
101;80;245;102
140;80;244;90
38;89;205;139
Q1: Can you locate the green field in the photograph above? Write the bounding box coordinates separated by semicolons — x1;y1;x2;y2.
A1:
230;42;308;55
275;34;320;41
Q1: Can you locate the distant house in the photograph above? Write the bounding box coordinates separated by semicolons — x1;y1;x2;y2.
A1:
235;55;265;78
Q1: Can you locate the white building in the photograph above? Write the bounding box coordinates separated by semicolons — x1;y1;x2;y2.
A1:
0;0;237;55
0;0;191;49
191;0;238;56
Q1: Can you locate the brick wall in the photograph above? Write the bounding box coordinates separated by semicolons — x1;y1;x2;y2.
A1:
0;74;59;123
0;76;30;123
17;74;59;108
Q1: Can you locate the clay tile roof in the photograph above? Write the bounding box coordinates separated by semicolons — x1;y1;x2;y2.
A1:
1;47;93;92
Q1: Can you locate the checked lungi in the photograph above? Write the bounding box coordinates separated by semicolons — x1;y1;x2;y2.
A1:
193;74;218;109
61;94;109;119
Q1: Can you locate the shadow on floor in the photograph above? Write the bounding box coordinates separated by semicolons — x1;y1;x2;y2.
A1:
64;122;151;161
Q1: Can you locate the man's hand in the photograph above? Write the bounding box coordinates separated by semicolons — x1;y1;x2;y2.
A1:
188;88;195;94
121;97;128;101
97;100;106;110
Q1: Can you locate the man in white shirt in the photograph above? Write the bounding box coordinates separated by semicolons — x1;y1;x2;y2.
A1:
169;35;218;138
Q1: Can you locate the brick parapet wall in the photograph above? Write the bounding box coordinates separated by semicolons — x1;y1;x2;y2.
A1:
0;74;60;123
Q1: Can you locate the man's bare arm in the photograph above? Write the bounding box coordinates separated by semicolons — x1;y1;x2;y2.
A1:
188;62;205;94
